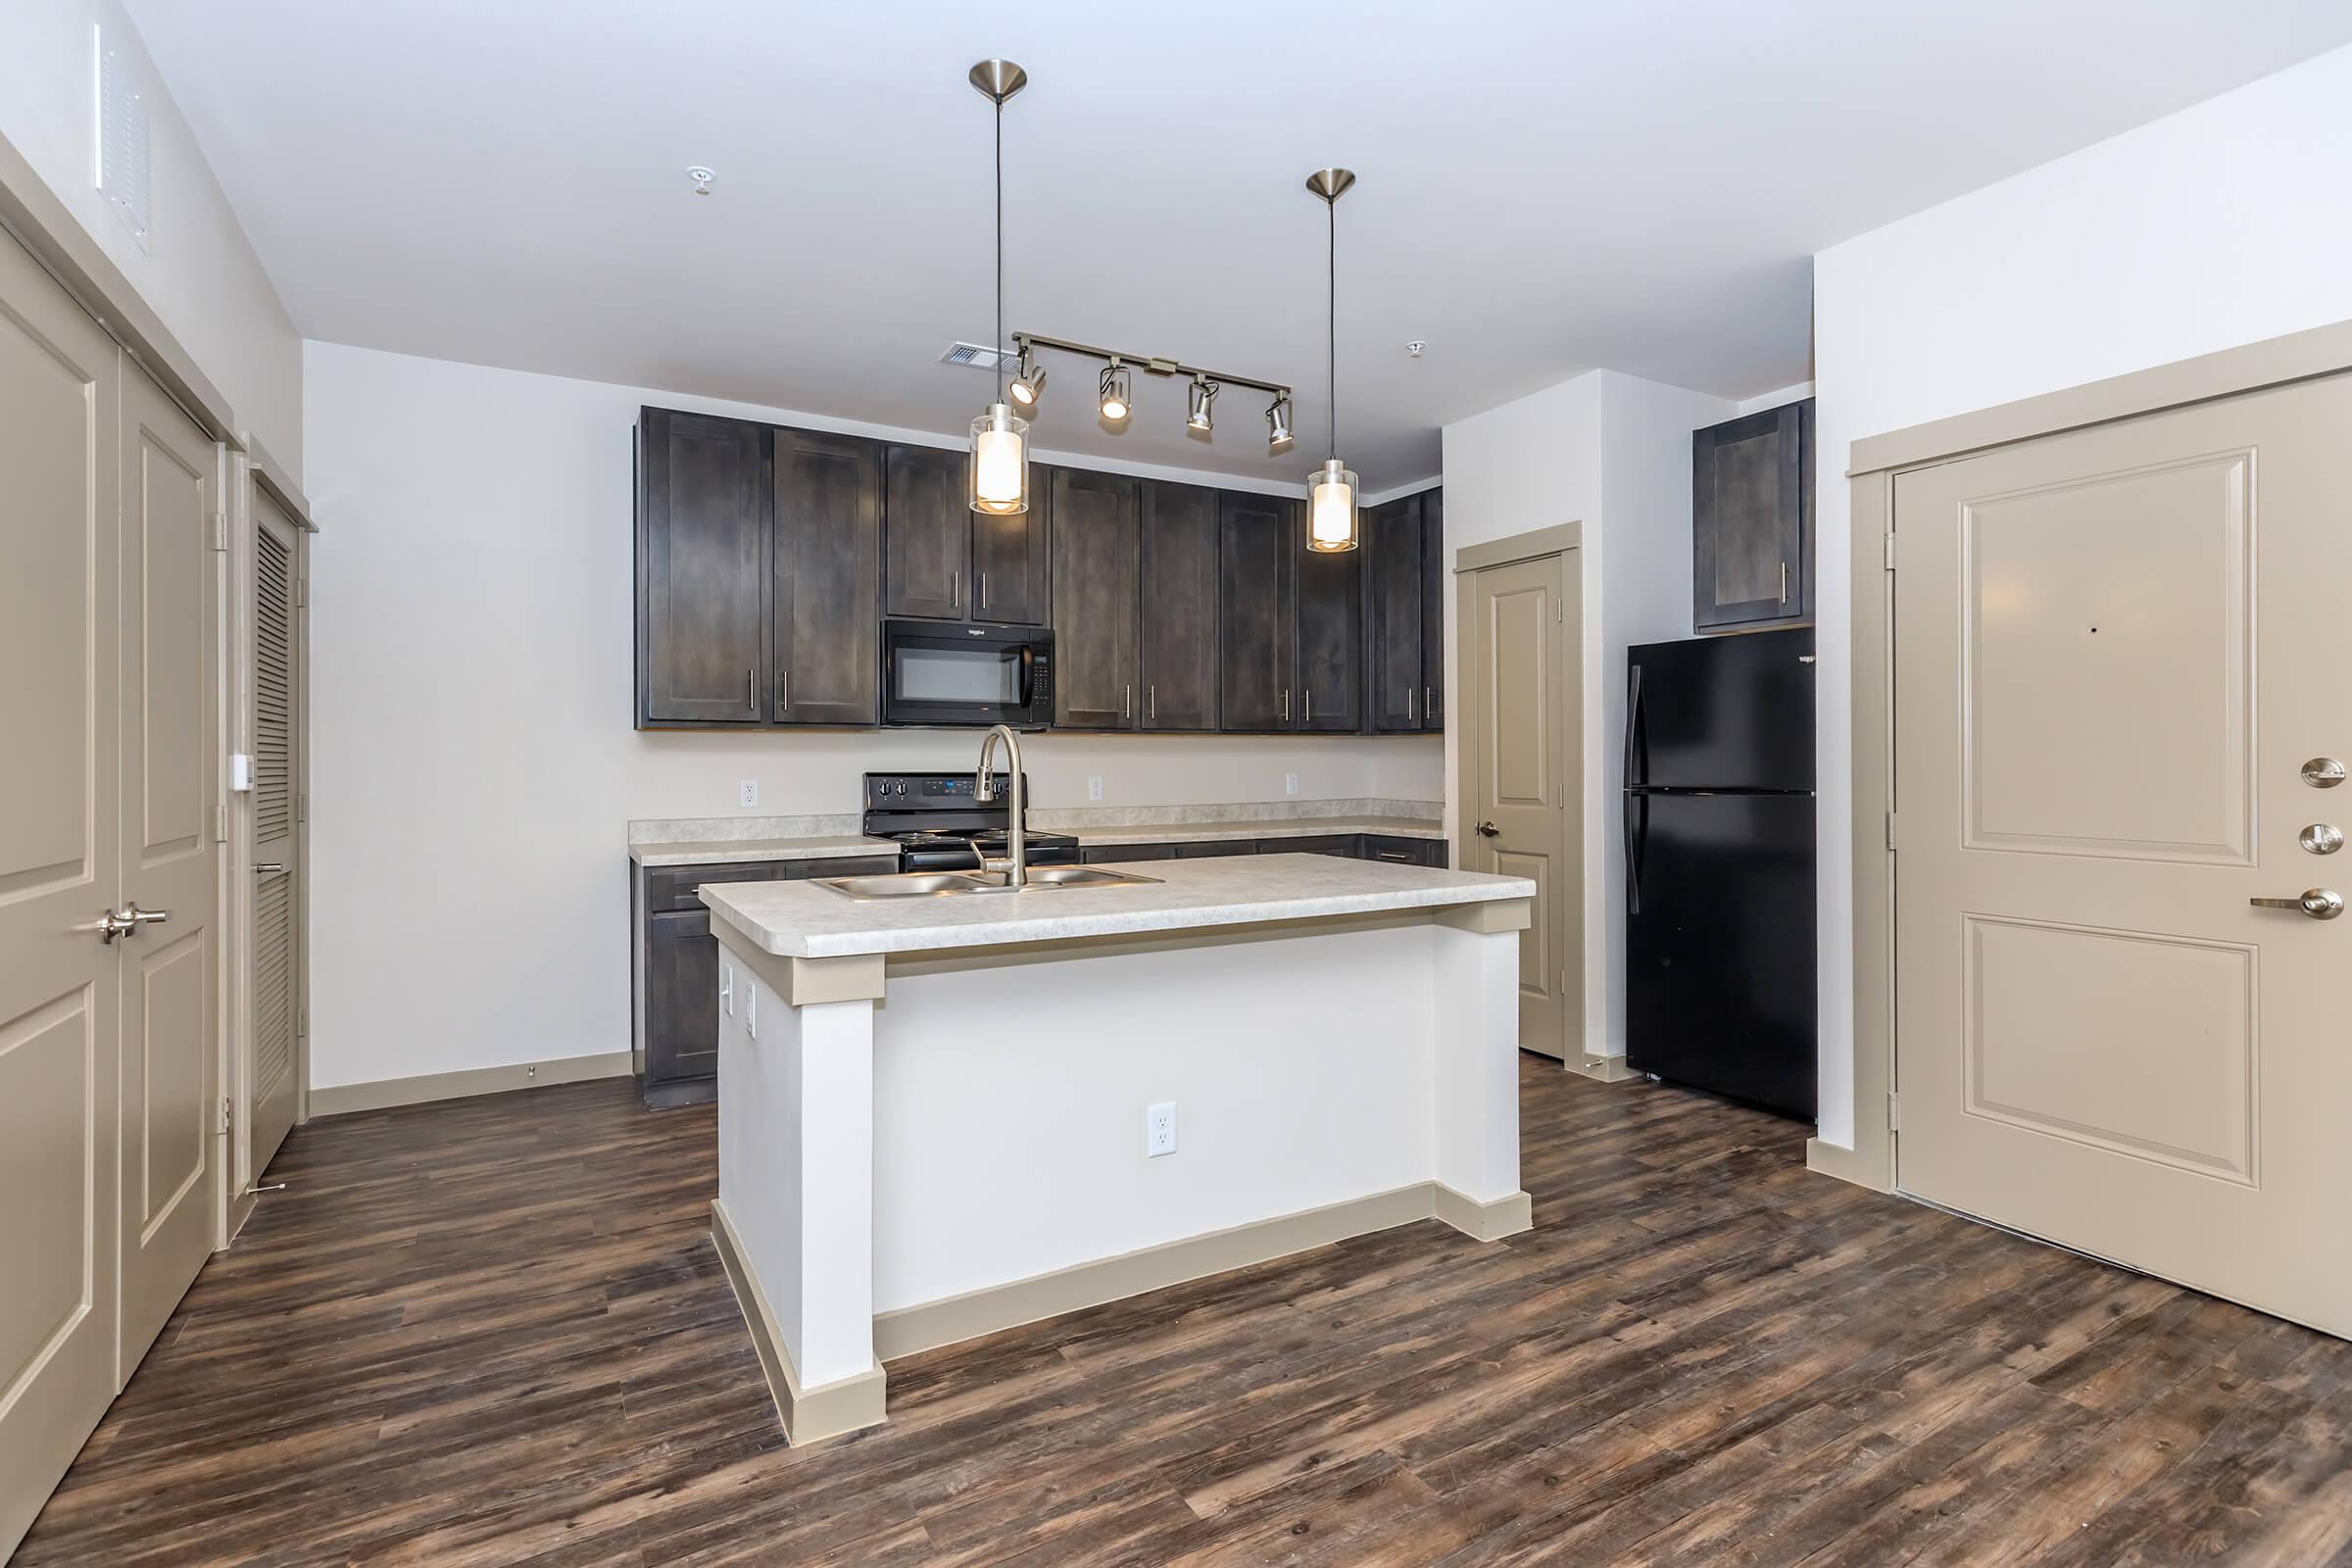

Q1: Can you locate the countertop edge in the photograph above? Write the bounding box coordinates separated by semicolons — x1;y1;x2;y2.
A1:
630;837;899;867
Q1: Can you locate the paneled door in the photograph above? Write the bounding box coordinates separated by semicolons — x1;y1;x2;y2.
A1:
1467;553;1579;1059
0;225;124;1562
248;486;302;1178
1893;373;2352;1337
116;368;220;1369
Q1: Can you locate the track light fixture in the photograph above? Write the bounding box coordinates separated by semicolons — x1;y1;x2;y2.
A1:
1266;394;1295;456
965;59;1030;515
1008;331;1290;452
1098;360;1134;423
1186;376;1218;433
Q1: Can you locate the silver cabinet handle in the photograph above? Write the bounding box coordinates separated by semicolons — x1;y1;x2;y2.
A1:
1304;689;1313;724
1148;684;1156;721
254;862;286;875
950;569;960;610
1779;561;1789;605
2250;889;2343;919
2303;758;2347;788
979;571;988;611
1407;686;1416;723
1426;684;1436;722
748;667;758;711
1123;683;1132;721
1281;688;1291;722
778;669;790;711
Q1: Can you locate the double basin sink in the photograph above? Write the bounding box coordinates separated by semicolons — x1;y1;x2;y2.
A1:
816;865;1164;902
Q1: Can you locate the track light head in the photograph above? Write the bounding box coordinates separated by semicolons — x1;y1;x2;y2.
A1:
1099;361;1133;423
1266;395;1295;455
1008;349;1046;409
1186;377;1218;434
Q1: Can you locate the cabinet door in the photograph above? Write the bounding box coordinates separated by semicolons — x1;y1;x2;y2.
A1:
1261;834;1362;858
644;909;719;1087
1419;487;1445;732
773;427;883;725
884;444;969;620
1693;399;1810;631
1296;526;1362;731
1364;835;1443;867
1137;480;1218;730
1050;467;1139;728
1216;492;1298;730
971;493;1050;626
1173;840;1256;858
1082;842;1177;863
1364;496;1424;732
639;409;768;724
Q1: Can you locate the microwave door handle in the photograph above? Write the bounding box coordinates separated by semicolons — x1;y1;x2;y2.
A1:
1016;644;1036;709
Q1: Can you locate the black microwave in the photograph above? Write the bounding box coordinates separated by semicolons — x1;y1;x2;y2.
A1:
880;619;1054;728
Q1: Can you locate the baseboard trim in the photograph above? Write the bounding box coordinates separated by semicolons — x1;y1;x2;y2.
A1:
710;1200;889;1445
1805;1136;1894;1194
1575;1054;1642;1084
309;1051;634;1117
873;1179;1533;1363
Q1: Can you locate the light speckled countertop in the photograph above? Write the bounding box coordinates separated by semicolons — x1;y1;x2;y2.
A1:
630;835;897;868
701;853;1531;959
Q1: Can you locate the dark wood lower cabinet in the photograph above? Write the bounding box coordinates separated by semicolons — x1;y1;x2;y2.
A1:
1079;834;1446;866
636;854;896;1105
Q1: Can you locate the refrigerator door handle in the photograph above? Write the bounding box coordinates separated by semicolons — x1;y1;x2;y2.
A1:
1624;791;1646;915
1624;663;1644;792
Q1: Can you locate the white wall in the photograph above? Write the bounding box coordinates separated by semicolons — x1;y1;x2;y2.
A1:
1441;368;1737;1059
1810;42;2352;1147
304;342;1441;1091
0;2;302;475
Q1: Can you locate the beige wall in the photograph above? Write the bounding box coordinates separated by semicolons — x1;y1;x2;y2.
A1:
302;342;1442;1091
0;1;302;476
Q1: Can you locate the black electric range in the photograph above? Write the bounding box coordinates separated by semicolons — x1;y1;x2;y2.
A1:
862;771;1078;872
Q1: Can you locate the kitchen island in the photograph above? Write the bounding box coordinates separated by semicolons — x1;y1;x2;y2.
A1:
701;853;1537;1443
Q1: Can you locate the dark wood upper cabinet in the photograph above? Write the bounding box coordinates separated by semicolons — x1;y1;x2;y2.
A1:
1364;496;1424;733
1296;521;1362;732
773;428;883;726
1217;491;1298;731
1137;481;1218;731
1049;467;1139;729
638;409;769;725
1693;399;1811;632
1419;487;1445;732
883;443;969;620
970;494;1050;626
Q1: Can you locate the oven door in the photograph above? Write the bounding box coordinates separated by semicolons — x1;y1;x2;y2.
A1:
881;621;1052;728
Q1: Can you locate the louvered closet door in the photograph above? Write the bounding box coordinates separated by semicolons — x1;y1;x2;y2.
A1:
249;491;300;1178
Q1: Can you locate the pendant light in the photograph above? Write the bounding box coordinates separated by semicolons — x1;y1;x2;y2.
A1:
1303;168;1358;552
967;61;1030;515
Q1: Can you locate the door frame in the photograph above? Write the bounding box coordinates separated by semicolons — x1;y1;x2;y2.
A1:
1449;522;1590;1068
1832;316;2352;1195
225;437;318;1244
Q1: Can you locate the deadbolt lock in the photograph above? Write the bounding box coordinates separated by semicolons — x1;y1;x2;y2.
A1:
2300;824;2345;856
2302;757;2347;788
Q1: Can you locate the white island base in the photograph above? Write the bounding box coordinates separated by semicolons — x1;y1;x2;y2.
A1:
702;855;1536;1444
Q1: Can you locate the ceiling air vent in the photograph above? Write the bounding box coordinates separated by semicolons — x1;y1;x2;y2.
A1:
941;341;1014;371
95;26;152;254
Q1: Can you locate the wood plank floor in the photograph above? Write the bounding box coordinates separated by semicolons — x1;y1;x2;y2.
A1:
22;1057;2352;1566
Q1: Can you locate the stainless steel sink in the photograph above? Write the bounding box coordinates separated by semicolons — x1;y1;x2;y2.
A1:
816;866;1163;901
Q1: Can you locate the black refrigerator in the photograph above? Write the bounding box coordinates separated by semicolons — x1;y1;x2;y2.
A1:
1624;628;1817;1119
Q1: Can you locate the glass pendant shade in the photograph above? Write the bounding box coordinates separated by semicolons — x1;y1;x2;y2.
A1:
1306;458;1358;552
969;403;1030;514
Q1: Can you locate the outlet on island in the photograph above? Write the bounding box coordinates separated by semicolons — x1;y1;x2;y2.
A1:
1147;1102;1177;1158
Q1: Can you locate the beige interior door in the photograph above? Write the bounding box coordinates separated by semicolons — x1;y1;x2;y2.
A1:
116;366;220;1369
1894;372;2352;1338
0;228;124;1560
1467;553;1581;1058
247;491;300;1177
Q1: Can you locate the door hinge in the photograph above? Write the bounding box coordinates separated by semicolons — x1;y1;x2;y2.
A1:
216;803;229;844
1886;1092;1902;1131
1883;532;1897;571
298;792;308;823
297;575;309;608
210;512;228;553
1885;811;1897;851
219;1096;233;1136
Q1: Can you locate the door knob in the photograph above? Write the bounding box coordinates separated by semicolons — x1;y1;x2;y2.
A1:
1475;821;1500;838
93;904;170;944
2249;889;2344;919
2302;758;2347;788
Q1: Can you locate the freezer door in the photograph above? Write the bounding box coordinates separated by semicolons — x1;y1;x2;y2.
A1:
1624;791;1817;1118
1625;627;1815;792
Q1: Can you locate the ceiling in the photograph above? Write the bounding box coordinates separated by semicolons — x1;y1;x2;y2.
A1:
130;1;2352;492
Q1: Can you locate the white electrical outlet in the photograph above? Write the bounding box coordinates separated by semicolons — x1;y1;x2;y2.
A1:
1147;1102;1177;1157
1284;773;1299;797
1088;775;1103;802
738;778;760;808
